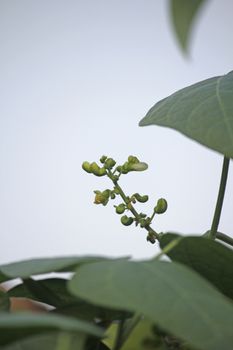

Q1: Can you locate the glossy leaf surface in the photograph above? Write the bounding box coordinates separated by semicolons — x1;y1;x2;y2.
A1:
69;260;233;350
139;71;233;158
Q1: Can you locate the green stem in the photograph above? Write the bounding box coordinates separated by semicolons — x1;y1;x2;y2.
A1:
153;237;182;261
216;231;233;247
150;210;156;223
209;157;230;239
113;319;126;350
120;314;141;347
108;170;160;242
56;333;72;350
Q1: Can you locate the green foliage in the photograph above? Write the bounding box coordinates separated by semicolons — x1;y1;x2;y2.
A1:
0;256;110;280
2;332;86;350
1;3;233;350
69;260;233;350
139;71;233;159
0;290;10;311
8;278;78;308
160;233;233;300
120;319;166;350
169;0;207;52
0;312;103;346
103;318;179;350
8;277;129;322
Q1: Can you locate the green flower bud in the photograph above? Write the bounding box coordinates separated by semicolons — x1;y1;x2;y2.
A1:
129;162;148;172
102;189;111;197
121;162;130;174
90;162;106;176
104;158;116;169
121;215;134;226
90;162;100;175
115;203;126;214
94;190;110;206
116;166;122;172
98;168;107;176
134;193;149;203
100;155;108;163
110;192;116;199
82;161;92;173
154;198;168;214
128;155;139;164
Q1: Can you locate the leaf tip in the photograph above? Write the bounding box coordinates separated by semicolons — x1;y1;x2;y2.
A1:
138;116;148;127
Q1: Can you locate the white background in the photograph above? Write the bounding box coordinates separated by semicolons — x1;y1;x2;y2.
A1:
0;0;233;263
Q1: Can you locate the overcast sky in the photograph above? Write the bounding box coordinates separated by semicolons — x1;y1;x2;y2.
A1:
0;0;233;263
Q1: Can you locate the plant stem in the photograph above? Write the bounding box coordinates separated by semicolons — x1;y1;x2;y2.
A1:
56;333;72;350
150;210;156;222
113;319;126;350
216;231;233;247
154;237;182;260
209;157;230;239
120;313;142;346
108;170;160;241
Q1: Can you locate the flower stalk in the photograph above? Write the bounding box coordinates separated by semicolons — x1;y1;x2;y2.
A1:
82;155;168;243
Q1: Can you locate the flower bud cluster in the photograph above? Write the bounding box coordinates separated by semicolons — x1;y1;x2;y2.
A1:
82;155;148;179
82;155;168;244
117;156;148;174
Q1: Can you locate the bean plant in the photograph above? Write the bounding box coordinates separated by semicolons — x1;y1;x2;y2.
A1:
0;1;233;350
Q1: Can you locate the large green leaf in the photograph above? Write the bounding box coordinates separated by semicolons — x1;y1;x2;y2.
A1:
0;256;112;281
0;312;103;345
2;331;86;350
52;301;129;323
169;0;206;52
0;290;10;311
8;278;77;308
69;260;233;350
160;234;233;300
8;278;129;321
139;71;233;158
